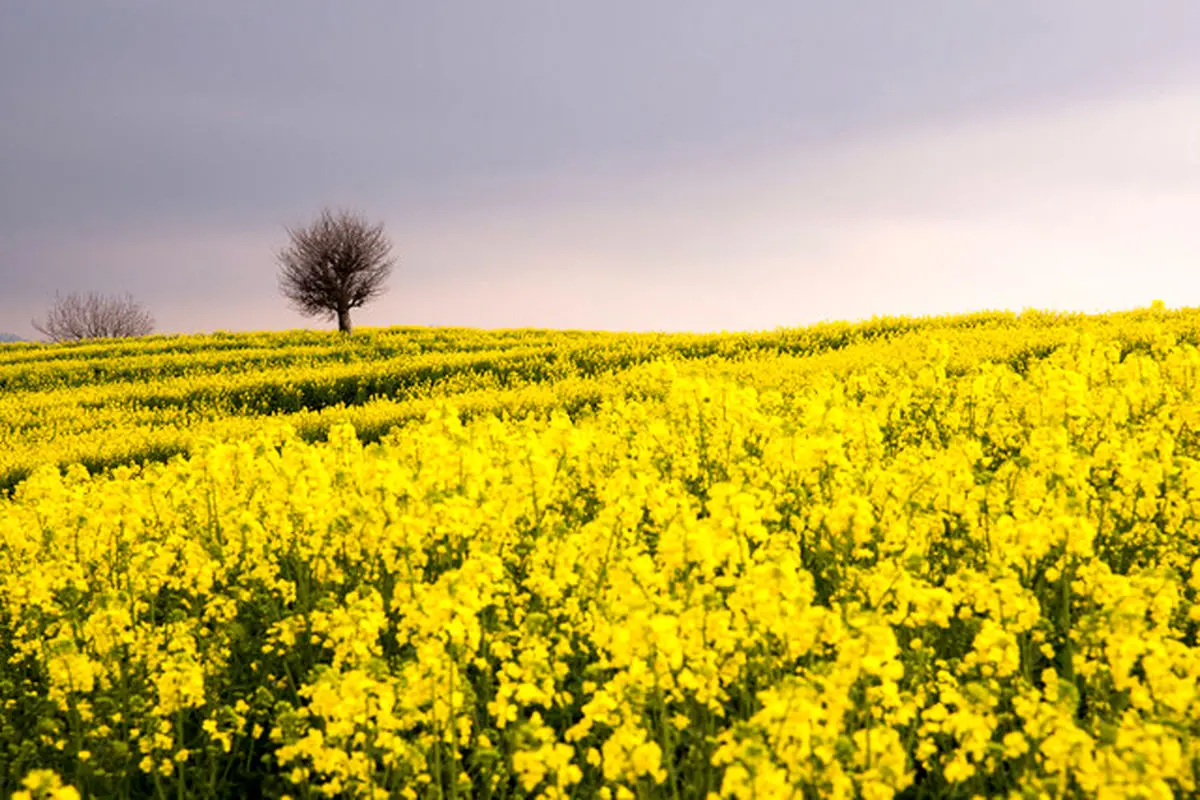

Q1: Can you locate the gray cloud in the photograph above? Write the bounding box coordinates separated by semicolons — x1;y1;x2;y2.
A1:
6;2;1199;231
3;1;1200;336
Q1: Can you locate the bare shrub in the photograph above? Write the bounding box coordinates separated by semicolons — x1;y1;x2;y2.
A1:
32;292;155;342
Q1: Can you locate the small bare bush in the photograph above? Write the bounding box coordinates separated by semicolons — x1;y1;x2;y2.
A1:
32;292;155;342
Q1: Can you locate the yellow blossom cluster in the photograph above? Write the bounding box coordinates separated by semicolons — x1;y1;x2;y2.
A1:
1;304;1199;798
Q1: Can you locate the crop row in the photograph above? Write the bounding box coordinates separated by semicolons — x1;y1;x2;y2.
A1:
2;319;1199;797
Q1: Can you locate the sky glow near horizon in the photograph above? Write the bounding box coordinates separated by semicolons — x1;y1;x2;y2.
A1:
3;3;1200;338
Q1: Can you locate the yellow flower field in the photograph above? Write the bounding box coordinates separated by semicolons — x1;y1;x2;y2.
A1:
2;307;1199;798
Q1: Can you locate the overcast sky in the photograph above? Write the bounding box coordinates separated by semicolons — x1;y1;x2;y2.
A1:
3;2;1200;338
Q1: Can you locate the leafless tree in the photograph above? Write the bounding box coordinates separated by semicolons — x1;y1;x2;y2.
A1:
32;292;155;342
277;208;396;334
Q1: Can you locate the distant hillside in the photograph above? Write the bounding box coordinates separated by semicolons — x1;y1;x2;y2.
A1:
0;333;24;343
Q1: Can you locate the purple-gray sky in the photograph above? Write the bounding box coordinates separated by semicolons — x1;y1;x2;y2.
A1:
4;2;1200;338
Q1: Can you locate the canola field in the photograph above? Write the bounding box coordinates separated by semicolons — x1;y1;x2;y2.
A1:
1;308;1199;799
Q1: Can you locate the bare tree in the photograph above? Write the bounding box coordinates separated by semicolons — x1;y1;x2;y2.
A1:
277;208;396;334
32;292;155;342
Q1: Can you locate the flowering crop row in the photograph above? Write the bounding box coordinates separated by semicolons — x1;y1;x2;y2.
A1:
1;307;1199;798
0;310;1162;495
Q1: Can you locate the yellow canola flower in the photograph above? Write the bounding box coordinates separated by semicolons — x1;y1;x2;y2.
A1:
2;312;1200;798
12;770;81;800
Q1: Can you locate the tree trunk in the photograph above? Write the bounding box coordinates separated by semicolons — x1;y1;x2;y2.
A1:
337;306;352;334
